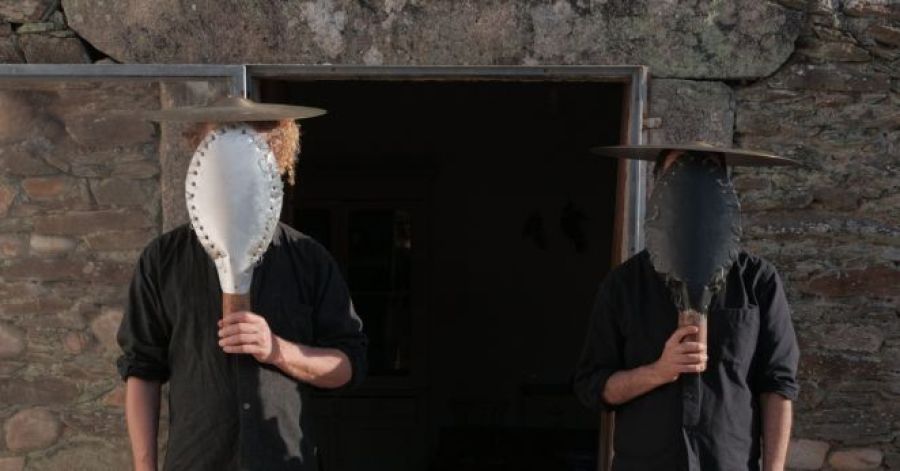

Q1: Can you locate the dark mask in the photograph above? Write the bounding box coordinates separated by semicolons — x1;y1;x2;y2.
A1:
645;153;742;314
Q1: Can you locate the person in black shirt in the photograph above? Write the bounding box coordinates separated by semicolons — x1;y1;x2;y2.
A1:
575;146;800;471
117;106;367;471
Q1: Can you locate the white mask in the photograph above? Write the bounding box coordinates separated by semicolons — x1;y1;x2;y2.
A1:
185;123;284;294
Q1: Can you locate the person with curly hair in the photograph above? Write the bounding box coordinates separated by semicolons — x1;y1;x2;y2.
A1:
117;98;367;471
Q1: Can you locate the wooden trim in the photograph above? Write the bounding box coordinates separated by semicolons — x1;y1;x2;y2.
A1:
602;67;648;471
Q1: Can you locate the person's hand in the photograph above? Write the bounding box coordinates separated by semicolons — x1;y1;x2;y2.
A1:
218;311;281;364
650;325;708;384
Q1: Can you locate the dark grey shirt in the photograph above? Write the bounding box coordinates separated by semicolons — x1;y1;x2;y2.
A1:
117;223;367;471
574;250;799;471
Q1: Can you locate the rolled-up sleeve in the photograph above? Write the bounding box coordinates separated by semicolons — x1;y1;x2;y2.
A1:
311;248;368;390
574;275;624;411
116;242;171;382
751;267;800;400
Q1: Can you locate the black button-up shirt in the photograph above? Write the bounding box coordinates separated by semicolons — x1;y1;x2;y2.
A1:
574;250;799;471
117;223;367;471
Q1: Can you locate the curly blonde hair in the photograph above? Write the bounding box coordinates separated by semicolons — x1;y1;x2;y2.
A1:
184;119;301;185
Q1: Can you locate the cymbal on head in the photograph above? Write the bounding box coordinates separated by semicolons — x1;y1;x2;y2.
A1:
133;96;327;122
590;142;802;167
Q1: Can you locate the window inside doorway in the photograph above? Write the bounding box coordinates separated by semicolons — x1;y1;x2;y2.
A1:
298;204;414;376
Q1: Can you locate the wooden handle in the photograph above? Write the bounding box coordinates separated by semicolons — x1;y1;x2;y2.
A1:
222;292;251;319
678;309;707;346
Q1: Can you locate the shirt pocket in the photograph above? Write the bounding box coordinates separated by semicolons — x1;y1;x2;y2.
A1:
260;293;314;345
709;307;759;366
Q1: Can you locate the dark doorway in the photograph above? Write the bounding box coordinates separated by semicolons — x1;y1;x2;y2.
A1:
258;78;624;471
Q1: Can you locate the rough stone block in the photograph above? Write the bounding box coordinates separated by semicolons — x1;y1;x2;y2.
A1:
0;0;55;23
16;21;62;34
803;266;900;298
803;323;885;353
18;34;89;63
0;233;26;257
775;64;891;93
61;0;801;79
0;148;58;177
64;114;155;148
21;176;69;199
829;448;884;469
62;330;90;354
0;90;37;143
0;321;25;358
788;438;830;470
27;442;132;470
111;160;159;179
60;409;126;438
32;209;154;235
0;378;79;406
90;306;123;352
867;24;900;46
797;41;872;62
648;79;734;146
800;351;881;385
871;44;900;60
0;36;23;63
29;234;78;255
102;385;125;408
796;406;892;444
0;258;90;281
844;0;900;19
0;181;17;216
0;457;25;471
0;258;134;283
89;178;157;207
3;408;61;452
21;176;89;209
84;229;155;252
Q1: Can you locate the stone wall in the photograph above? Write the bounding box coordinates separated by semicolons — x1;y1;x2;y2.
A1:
0;0;92;64
0;80;161;470
0;0;896;470
735;2;899;469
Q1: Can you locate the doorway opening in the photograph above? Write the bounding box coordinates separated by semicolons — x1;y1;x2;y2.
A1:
257;74;627;471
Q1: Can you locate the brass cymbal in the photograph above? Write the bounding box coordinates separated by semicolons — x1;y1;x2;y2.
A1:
590;142;801;167
136;96;326;122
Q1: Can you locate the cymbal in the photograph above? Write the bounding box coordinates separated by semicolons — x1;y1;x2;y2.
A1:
136;96;326;122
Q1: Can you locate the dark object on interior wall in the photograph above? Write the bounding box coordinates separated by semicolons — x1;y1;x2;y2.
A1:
560;200;588;253
522;210;548;250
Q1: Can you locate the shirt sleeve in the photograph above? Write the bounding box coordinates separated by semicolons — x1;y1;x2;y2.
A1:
311;246;368;390
116;242;171;382
750;266;800;400
573;274;624;411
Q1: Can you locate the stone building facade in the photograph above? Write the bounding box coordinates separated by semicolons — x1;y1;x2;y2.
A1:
0;0;897;470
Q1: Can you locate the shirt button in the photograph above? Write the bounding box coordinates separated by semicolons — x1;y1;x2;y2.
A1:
242;402;251;411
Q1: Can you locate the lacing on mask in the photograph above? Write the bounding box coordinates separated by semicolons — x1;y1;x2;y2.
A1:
186;123;284;291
